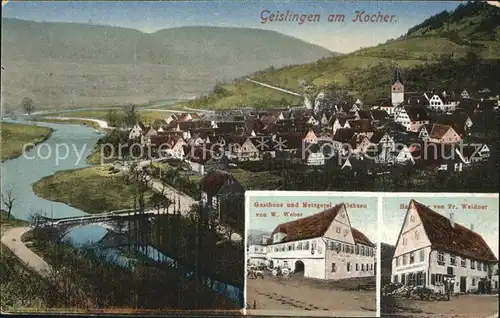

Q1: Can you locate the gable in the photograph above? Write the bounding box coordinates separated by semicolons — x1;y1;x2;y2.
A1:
242;139;259;152
394;200;431;257
324;205;355;244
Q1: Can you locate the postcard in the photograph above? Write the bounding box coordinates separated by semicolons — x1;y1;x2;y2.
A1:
1;0;499;315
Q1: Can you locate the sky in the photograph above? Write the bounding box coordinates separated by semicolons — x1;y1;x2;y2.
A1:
382;194;499;259
1;1;465;53
247;191;378;244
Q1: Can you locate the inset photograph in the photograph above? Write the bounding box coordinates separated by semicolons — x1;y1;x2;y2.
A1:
245;191;377;317
380;195;499;318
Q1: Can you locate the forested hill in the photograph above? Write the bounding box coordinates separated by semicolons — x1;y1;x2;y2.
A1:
177;1;500;110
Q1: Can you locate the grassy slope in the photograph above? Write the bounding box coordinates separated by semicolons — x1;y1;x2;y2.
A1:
0;122;53;161
32;166;155;214
177;3;500;109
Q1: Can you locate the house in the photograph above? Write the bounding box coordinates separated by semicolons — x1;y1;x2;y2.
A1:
165;114;178;125
198;170;245;222
151;135;187;159
419;124;461;144
461;90;471;99
435;113;473;136
395;106;430;132
128;122;145;140
332;117;352;135
379;99;396;116
395;145;415;165
370;132;396;164
186;146;227;175
425;93;458;113
247;244;268;266
303;144;325;166
226;137;260;162
265;204;375;280
303;129;319;144
391;200;497;294
141;126;158;145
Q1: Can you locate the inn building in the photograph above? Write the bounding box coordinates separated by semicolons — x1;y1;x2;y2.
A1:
391;200;498;293
253;204;375;280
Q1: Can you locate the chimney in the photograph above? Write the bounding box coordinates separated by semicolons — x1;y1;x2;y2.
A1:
449;213;455;228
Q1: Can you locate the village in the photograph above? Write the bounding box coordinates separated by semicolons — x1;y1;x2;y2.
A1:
122;69;498;185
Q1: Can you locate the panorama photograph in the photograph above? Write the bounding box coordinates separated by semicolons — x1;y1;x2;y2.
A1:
0;0;499;314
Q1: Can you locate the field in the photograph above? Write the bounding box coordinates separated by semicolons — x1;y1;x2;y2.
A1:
32;166;156;214
0;122;53;161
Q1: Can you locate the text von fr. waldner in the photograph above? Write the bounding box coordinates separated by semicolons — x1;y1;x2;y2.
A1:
260;10;398;24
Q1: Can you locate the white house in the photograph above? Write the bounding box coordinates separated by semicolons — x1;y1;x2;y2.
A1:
128;123;144;140
264;204;375;280
425;93;458;112
247;245;268;266
332;118;351;135
395;145;415;165
391;200;498;294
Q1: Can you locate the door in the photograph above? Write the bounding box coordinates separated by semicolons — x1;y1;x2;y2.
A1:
460;276;466;293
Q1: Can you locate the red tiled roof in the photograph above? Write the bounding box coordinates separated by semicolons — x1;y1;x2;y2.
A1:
271;204;343;243
352;228;375;247
412;200;497;262
198;170;231;196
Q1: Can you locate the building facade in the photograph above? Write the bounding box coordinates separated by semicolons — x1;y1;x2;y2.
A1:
259;204;375;280
391;200;498;293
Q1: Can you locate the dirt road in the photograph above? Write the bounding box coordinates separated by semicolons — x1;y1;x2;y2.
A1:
382;294;499;317
246;275;376;316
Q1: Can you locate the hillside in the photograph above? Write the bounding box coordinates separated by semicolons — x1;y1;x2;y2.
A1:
178;1;500;109
1;19;334;111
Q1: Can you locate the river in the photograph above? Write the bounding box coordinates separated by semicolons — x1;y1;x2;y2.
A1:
1;118;243;306
1;118;100;220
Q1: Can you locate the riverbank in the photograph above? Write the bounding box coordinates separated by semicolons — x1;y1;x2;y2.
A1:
44;109;171;125
1;122;53;161
32;166;156;214
34;118;100;129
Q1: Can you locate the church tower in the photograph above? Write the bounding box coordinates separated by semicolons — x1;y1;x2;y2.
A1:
391;68;404;106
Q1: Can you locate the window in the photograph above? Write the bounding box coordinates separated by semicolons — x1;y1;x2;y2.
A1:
410;252;415;264
471;260;475;270
461;257;466;267
394;275;399;283
483;263;487;272
408;273;416;286
437;251;445;265
347;262;351;272
274;247;278;252
355;245;359;255
472;278;476;286
329;241;334;250
450;255;456;266
396;257;400;267
401;274;406;285
361;246;365;256
297;242;303;250
311;241;317;250
356;263;359;271
403;254;408;265
336;227;341;233
284;261;288;268
304;241;309;250
361;264;365;271
288;244;292;251
331;263;336;273
419;249;425;262
431;274;443;285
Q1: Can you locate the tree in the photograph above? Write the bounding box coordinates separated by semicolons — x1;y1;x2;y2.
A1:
21;97;35;116
124;105;138;128
1;186;16;219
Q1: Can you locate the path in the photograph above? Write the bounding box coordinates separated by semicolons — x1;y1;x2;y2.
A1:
246;78;302;97
1;227;52;277
42;116;111;129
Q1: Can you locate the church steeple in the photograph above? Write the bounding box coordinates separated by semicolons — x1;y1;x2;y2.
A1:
393;68;403;84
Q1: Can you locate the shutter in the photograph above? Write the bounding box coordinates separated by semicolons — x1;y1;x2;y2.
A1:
431;274;436;285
